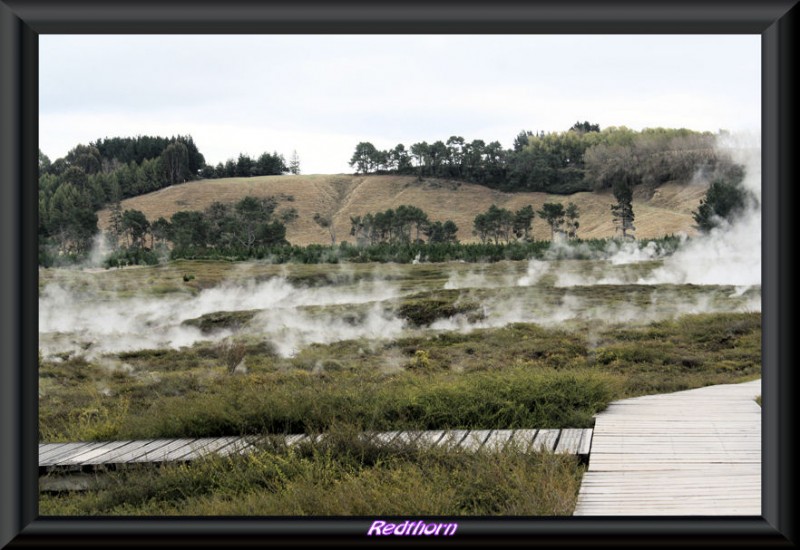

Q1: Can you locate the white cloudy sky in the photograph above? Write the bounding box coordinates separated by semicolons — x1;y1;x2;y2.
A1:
39;35;760;175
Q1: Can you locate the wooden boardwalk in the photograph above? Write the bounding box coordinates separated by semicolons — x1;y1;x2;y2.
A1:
573;379;761;516
39;428;593;474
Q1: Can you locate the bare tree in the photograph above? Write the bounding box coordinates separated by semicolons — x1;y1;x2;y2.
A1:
289;150;301;175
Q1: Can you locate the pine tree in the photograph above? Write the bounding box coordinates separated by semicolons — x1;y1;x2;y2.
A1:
692;175;749;232
537;202;566;241
611;179;635;239
565;202;580;239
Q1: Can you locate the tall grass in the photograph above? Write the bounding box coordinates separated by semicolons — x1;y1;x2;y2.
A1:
39;313;759;443
125;367;617;439
39;426;584;516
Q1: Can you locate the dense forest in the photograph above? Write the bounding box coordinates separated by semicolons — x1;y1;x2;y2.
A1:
349;122;744;194
38;135;292;263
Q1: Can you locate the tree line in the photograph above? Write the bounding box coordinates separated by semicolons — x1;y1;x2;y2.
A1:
470;202;581;244
198;151;297;180
349;123;743;195
349;206;459;246
348;201;583;248
38;135;296;263
37;127;755;267
103;195;290;267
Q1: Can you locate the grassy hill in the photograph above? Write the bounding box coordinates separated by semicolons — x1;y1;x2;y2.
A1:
97;174;709;246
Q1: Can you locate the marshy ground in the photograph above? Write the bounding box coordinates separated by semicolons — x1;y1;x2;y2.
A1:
38;256;761;515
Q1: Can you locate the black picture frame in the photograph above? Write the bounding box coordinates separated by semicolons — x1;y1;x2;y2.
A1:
1;1;796;547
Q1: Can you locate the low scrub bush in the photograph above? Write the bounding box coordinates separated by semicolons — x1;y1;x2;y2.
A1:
39;427;584;516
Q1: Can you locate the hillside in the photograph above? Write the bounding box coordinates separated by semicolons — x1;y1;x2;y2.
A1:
97;175;709;246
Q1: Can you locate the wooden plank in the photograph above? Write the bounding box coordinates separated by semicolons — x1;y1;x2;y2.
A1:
594;450;761;461
590;437;760;442
577;429;593;457
57;440;140;466
580;490;760;500
415;431;446;448
169;437;235;462
67;441;145;466
39;442;99;465
460;430;492;451
506;429;537;452
125;439;203;463
40;442;106;466
371;431;401;445
436;430;469;449
579;475;761;485
216;437;259;457
39;443;78;462
574;379;761;516
575;508;760;516
92;440;159;464
482;430;514;452
211;436;253;454
103;439;180;465
580;472;760;481
554;429;583;455
156;439;216;462
45;441;137;467
285;434;309;446
393;431;423;446
531;429;559;452
39;426;594;474
590;447;761;455
39;443;62;454
357;431;378;445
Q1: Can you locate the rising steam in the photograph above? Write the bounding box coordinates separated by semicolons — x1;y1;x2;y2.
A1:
39;134;760;361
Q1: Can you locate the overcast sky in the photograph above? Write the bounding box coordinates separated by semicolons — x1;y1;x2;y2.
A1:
39;35;760;175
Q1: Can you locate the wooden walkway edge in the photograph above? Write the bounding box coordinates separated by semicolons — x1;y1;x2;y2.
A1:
40;427;593;477
573;379;761;516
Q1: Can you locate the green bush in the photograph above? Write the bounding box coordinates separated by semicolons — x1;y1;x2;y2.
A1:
103;247;160;268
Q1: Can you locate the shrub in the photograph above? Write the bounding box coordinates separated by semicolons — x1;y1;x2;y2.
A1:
217;338;247;374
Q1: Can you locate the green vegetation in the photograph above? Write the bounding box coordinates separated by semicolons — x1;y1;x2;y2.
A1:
39;312;759;443
39;428;584;516
38;135;291;265
38;254;761;516
350;205;458;246
38;125;745;267
37;124;759;517
397;290;483;326
200;151;287;180
348;125;740;194
473;204;538;244
104;235;681;265
537;203;566;241
611;178;636;239
692;164;755;232
98;196;289;268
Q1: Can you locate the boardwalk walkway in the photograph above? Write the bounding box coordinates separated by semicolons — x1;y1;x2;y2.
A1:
40;428;593;475
573;379;761;516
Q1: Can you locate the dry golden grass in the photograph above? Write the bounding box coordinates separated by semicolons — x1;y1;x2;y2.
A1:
97;175;708;246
